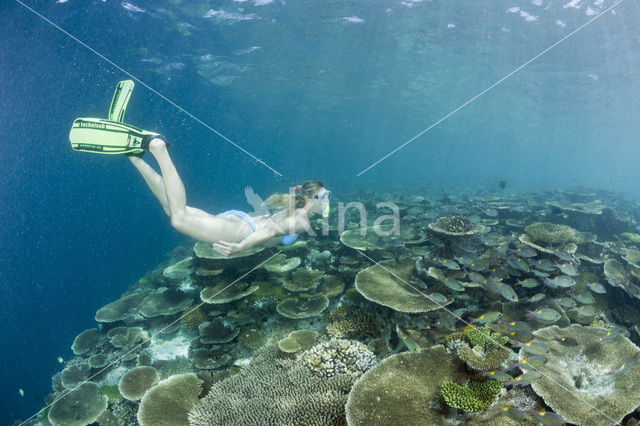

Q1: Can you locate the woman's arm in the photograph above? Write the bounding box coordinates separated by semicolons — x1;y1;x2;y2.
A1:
213;227;277;256
213;211;308;256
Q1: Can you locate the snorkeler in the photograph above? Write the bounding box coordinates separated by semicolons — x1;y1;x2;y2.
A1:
128;138;330;256
69;80;330;256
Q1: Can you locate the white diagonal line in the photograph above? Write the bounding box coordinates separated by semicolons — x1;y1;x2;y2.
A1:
14;0;283;177
356;0;625;177
19;250;283;426
356;249;619;424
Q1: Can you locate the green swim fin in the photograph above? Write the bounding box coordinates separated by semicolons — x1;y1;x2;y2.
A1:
108;80;134;122
69;118;161;155
70;80;165;155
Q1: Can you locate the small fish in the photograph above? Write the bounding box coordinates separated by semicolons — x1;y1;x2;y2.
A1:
507;330;535;343
528;293;546;303
426;292;448;304
19;388;24;397
525;307;561;323
554;262;578;276
57;357;64;363
489;406;530;423
513;340;549;356
507;257;530;273
571;293;595;305
551;249;573;261
553;297;576;309
552;336;579;346
505;371;542;386
433;257;460;270
414;318;429;330
612;357;636;376
571;305;598;317
467;271;484;282
511;246;537;258
496;282;519;302
471;311;503;324
533;259;557;272
600;329;618;342
531;269;551;278
516;278;540;288
530;410;566;426
442;277;466;292
455;256;476;267
585;282;606;294
503;320;532;332
467;262;490;272
544;275;576;288
482;370;513;382
515;355;548;369
452;307;467;317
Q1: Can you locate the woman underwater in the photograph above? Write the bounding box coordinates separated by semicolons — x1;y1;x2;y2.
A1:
128;138;330;256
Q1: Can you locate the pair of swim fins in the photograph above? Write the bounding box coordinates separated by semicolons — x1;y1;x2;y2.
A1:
69;80;163;155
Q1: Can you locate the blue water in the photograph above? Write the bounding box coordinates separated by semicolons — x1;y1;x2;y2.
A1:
2;0;640;422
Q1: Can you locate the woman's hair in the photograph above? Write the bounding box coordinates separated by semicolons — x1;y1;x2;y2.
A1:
265;181;325;212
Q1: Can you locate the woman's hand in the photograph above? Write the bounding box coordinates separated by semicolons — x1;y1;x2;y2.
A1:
213;241;241;257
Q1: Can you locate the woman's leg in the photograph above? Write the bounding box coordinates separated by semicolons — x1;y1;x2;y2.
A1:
129;155;211;218
146;139;250;243
128;155;171;215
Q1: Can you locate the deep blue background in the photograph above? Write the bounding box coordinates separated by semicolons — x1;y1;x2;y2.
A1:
2;0;640;422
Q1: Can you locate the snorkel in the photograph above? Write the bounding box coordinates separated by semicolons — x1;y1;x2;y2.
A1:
315;189;331;220
294;184;330;220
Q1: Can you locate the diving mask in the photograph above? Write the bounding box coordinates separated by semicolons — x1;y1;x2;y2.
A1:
314;189;331;219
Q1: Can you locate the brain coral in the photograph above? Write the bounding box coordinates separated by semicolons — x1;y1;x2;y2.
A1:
188;345;355;425
525;324;640;426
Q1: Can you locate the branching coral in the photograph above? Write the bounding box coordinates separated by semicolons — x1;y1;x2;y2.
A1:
326;305;379;339
299;339;377;379
524;222;577;245
440;380;502;412
188;345;355;425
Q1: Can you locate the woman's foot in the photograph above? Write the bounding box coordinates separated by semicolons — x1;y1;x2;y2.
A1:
148;138;167;154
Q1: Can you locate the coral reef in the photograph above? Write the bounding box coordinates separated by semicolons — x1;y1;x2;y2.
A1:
299;339;377;379
440;380;502;412
137;373;203;426
276;295;329;319
326;305;378;340
118;366;159;401
355;258;449;313
283;268;324;292
525;324;640;426
95;292;148;323
71;328;100;355
278;330;318;353
200;281;259;304
188;345;355;425
198;317;239;344
524;222;577;245
345;345;467;424
180;305;207;330
445;327;511;371
139;288;194;317
428;215;489;236
262;253;301;274
48;382;107;426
